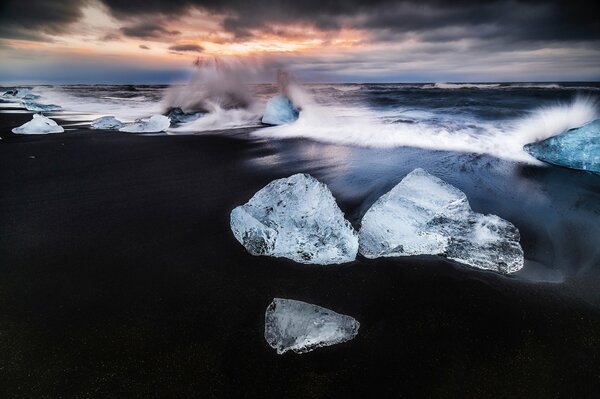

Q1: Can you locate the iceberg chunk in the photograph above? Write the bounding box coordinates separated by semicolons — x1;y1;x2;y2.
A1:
261;95;299;125
12;114;64;135
2;88;38;99
524;119;600;173
119;115;171;133
230;173;358;265
91;116;124;130
265;298;360;354
358;168;524;273
21;101;62;112
165;107;203;123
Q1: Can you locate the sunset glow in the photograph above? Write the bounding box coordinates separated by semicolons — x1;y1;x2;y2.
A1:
1;1;599;83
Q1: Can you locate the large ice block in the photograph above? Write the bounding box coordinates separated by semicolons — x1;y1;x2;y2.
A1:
230;173;358;264
358;168;524;273
524;119;600;173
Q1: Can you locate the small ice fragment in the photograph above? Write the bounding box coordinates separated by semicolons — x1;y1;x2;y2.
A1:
262;95;299;125
524;119;600;173
264;298;360;354
12;114;64;135
165;107;203;123
230;173;358;265
358;168;524;273
91;116;124;130
21;101;62;112
119;115;171;133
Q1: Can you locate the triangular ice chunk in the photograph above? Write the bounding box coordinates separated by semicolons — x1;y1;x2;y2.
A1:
264;298;360;354
12;114;64;135
524;119;600;173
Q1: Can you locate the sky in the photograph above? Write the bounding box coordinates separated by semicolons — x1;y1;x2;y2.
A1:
0;0;599;83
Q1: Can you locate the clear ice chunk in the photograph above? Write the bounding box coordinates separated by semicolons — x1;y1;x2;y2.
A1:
230;173;358;265
358;168;524;273
261;95;299;125
524;119;600;173
264;298;360;354
119;115;171;133
21;101;62;112
12;114;64;134
91;116;124;130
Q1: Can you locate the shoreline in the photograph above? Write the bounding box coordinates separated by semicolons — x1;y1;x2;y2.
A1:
1;110;599;397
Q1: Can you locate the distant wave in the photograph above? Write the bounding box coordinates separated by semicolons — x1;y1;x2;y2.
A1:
424;83;502;89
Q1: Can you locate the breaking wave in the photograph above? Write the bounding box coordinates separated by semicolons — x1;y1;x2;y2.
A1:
256;93;598;163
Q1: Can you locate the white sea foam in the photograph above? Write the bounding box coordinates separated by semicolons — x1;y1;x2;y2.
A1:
28;86;163;121
256;93;599;163
170;105;262;132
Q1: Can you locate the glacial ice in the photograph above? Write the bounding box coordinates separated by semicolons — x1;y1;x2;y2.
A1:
91;116;124;130
119;115;171;133
12;114;64;134
21;101;62;112
261;95;299;125
358;168;524;273
2;88;39;100
165;107;203;123
264;298;360;354
524;119;600;173
230;173;358;264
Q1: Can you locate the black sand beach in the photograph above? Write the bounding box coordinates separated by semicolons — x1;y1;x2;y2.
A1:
1;111;600;398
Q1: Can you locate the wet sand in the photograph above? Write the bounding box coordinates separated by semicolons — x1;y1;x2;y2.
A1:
1;111;599;398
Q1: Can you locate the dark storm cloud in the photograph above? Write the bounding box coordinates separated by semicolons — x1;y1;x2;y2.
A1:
0;0;84;40
120;22;181;39
97;0;599;41
168;44;204;52
1;0;598;45
139;44;150;50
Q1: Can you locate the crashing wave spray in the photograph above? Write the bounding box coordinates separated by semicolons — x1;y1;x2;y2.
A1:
163;57;259;113
167;57;266;132
512;95;598;144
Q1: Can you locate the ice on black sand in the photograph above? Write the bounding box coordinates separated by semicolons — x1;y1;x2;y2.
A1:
264;298;360;354
358;168;524;273
230;173;358;265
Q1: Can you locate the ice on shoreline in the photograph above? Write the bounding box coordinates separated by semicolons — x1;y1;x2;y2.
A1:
524;119;600;173
262;95;299;125
264;298;360;354
12;114;64;134
21;101;62;112
91;116;125;130
119;115;171;133
230;173;358;264
359;168;524;273
2;88;40;100
165;107;204;123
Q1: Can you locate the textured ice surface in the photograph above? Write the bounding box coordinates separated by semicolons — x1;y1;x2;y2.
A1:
2;88;39;100
262;95;299;125
230;173;358;264
12;114;64;134
359;168;524;273
264;298;360;354
524;119;600;173
119;115;171;133
91;116;124;130
21;101;62;112
166;107;203;123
